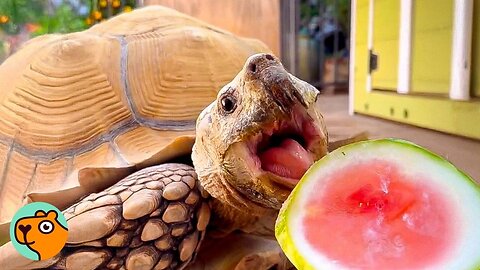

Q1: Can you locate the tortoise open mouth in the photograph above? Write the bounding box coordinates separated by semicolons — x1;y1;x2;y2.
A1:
248;107;325;189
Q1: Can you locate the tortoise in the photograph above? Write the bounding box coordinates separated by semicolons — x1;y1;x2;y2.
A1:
0;6;360;270
0;5;271;229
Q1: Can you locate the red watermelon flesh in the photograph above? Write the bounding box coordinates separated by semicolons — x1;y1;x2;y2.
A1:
276;139;480;270
304;160;456;269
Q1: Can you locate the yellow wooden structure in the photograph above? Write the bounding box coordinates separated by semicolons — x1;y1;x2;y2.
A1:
350;0;480;140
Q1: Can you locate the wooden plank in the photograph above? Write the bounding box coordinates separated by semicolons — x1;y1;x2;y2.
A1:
354;0;370;84
449;0;473;101
397;0;413;94
471;1;480;97
144;0;281;57
354;90;480;140
411;0;453;94
371;0;400;91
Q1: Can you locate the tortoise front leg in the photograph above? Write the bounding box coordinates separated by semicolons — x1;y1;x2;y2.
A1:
0;163;210;270
62;163;210;270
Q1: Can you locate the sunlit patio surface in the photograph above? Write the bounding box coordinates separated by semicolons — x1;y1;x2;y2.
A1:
319;94;480;182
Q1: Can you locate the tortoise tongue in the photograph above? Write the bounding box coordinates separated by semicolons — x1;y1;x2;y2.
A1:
259;138;314;180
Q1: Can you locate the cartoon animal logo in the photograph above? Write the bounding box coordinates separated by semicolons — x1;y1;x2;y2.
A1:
10;203;68;261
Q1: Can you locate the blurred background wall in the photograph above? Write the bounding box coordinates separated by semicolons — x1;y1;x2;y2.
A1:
144;0;281;57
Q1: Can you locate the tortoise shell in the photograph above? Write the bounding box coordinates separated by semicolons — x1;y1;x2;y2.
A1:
0;6;271;231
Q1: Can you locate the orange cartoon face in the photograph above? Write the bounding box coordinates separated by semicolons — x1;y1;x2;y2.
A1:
14;210;68;260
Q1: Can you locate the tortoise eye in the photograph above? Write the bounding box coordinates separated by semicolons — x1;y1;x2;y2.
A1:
220;95;237;114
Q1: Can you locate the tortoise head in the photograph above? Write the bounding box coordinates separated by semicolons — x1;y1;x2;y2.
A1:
192;53;328;213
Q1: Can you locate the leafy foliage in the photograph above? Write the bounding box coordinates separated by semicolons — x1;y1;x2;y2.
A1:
0;1;137;62
0;0;45;34
34;2;90;36
0;0;89;35
0;0;137;36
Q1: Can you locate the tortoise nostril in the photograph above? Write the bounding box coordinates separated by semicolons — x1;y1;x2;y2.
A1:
248;62;257;73
19;224;31;234
265;54;274;60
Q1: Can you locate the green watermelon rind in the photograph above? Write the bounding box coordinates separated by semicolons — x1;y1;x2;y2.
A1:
275;138;480;270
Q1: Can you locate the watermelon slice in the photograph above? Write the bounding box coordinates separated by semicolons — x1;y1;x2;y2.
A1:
276;139;480;270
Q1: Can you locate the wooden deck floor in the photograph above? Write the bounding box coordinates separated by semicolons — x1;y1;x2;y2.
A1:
318;94;480;182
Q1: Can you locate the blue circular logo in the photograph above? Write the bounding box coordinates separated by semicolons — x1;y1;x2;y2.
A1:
9;202;68;260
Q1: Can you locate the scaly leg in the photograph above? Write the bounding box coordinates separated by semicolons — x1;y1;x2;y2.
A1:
0;163;210;270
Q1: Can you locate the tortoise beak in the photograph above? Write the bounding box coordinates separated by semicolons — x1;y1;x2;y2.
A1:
242;53;310;113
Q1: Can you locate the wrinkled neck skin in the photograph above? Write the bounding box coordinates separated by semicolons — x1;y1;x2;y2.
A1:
210;197;278;238
192;108;282;237
192;124;279;236
198;164;279;238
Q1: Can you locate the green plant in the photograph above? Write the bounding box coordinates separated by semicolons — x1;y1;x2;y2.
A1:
0;0;138;37
34;3;89;36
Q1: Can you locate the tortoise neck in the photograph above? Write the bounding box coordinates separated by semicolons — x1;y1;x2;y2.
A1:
208;198;278;238
197;168;278;237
